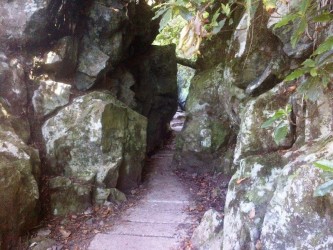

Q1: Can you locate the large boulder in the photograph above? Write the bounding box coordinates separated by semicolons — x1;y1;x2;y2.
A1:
174;64;244;174
74;0;158;90
223;135;333;249
42;91;147;215
233;82;295;164
0;102;40;248
225;3;288;94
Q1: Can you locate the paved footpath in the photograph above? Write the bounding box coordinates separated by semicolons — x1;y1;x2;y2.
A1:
89;144;194;249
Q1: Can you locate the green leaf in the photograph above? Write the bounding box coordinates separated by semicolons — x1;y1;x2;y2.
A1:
211;19;226;34
302;58;316;68
274;14;298;29
314;180;333;197
291;18;307;48
310;67;318;77
300;0;310;14
314;160;333;173
174;6;193;21
285;68;308;81
159;9;173;31
261;111;285;128
221;3;231;17
274;124;288;144
313;12;333;22
313;36;333;56
153;7;169;20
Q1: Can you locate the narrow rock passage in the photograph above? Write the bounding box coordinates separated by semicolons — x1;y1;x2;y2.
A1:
89;111;194;250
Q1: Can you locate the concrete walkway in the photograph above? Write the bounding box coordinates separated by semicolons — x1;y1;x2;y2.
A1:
89;135;194;249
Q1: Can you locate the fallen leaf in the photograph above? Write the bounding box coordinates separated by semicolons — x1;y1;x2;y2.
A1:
93;229;101;234
59;228;71;238
236;177;248;184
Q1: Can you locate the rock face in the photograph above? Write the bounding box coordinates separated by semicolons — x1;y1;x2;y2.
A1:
191;209;224;250
0;102;40;248
177;64;195;110
175;0;333;249
0;0;176;247
74;0;158;90
42;91;147;215
32;80;71;116
174;64;244;174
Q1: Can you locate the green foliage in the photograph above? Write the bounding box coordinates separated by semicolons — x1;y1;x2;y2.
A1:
152;0;235;57
284;35;333;101
313;160;333;197
261;105;292;144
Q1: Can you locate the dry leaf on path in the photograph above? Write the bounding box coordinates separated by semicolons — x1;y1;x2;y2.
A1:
59;228;71;238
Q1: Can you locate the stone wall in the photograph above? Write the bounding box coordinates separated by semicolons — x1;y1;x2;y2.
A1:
0;0;177;247
178;0;333;249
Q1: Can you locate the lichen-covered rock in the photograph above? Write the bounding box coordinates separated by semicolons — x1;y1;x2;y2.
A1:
42;91;146;215
223;153;285;250
0;52;28;118
177;64;195;110
304;91;333;142
75;41;110;90
0;103;40;246
74;0;158;90
174;64;242;174
32;80;71;116
191;209;224;250
234;82;295;164
225;3;288;93
49;176;92;216
223;135;333;250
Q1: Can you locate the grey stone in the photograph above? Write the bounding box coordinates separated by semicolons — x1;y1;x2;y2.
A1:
177;64;195;109
0;0;48;46
191;209;224;250
234;82;295;164
32;80;71;116
0;103;40;241
42;91;147;213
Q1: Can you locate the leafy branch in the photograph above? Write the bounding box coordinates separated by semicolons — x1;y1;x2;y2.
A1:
313;160;333;197
261;104;292;145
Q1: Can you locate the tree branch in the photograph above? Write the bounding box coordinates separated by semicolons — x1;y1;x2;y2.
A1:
176;56;197;69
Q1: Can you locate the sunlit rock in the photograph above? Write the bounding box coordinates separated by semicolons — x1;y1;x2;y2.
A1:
32;80;71;116
42;91;147;215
